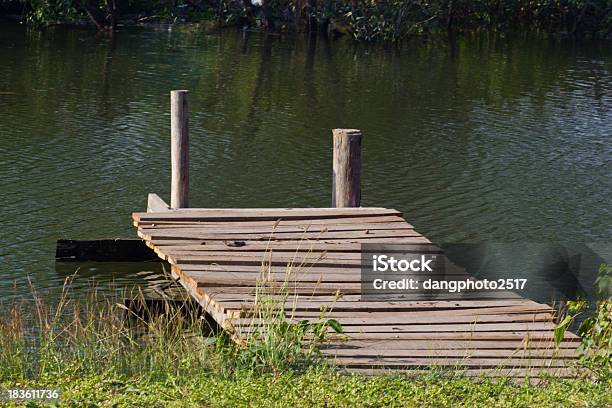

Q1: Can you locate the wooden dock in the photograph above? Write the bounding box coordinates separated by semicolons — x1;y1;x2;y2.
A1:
131;90;581;378
133;207;581;378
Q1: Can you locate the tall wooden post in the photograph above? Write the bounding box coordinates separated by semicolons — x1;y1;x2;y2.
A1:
332;128;362;207
170;90;189;209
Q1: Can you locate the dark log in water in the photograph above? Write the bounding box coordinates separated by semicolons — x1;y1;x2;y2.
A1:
55;239;160;262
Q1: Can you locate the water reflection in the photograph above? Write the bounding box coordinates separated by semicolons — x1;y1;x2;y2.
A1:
0;24;610;300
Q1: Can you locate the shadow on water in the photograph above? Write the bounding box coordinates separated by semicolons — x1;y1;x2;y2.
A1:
443;242;612;305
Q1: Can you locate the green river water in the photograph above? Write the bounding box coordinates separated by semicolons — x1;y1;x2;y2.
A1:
0;24;610;300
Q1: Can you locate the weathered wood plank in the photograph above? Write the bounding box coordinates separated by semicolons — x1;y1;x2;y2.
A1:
147;193;170;213
326;332;581;341
139;228;423;241
294;313;554;325
318;339;578;350
182;271;467;284
136;215;411;227
195;281;524;300
179;264;363;273
217;298;538;310
147;236;433;246
286;304;553;316
228;314;554;327
153;241;440;254
321;348;577;359
139;221;416;234
133;207;402;222
328;322;558;333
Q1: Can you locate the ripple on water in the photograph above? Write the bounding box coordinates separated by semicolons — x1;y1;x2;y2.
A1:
0;27;610;299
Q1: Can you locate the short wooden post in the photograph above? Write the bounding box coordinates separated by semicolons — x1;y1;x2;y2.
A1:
332;129;362;207
170;90;189;209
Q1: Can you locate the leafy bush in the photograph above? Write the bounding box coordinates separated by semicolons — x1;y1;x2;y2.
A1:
577;300;612;379
555;263;612;381
7;0;612;39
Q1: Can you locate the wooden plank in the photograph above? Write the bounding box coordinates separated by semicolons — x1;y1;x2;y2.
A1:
147;193;170;212
168;251;366;260
139;228;423;241
240;309;554;321
220;299;546;312
167;264;230;324
136;215;411;227
153;241;440;254
228;313;554;327
196;279;361;290
182;271;467;283
139;222;416;234
321;348;578;359
173;258;363;268
147;236;433;246
287;309;551;319
285;305;553;316
187;271;366;283
165;250;444;261
318;339;578;350
231;321;559;333
155;242;365;253
328;322;558;333
195;280;524;299
179;264;364;273
133;207;403;222
328;331;580;341
198;292;540;307
293;313;554;325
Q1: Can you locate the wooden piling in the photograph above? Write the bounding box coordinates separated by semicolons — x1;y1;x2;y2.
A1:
332;129;362;207
170;90;189;209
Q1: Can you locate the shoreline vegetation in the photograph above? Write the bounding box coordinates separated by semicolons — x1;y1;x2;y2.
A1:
1;0;611;41
1;271;610;407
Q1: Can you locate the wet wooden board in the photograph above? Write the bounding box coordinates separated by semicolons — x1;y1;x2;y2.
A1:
132;207;581;378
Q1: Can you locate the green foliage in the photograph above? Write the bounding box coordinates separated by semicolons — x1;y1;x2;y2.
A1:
595;262;612;299
227;261;344;374
10;0;612;39
22;0;80;26
577;301;612;379
555;263;612;380
338;0;433;41
2;362;612;406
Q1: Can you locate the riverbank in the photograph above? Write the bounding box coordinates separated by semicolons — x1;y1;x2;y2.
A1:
1;282;611;407
2;0;611;41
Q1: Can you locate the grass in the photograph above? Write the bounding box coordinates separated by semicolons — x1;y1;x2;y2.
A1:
0;267;610;407
4;367;611;407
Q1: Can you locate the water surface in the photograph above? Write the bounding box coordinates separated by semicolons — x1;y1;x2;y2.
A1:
0;25;610;299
